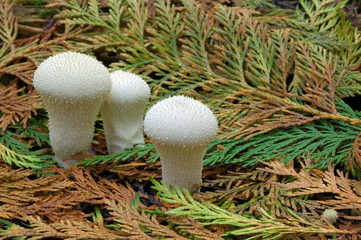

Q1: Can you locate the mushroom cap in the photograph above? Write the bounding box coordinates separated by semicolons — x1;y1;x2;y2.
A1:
33;52;111;101
105;70;150;104
144;95;218;146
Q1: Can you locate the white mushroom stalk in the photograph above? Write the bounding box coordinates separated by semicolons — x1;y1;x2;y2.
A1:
100;70;150;153
33;52;111;168
144;95;218;193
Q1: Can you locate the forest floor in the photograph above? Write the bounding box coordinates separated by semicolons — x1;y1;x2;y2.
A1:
2;0;361;239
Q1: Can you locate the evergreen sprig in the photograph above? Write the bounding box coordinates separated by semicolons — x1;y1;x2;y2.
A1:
0;143;52;170
79;143;159;166
300;0;348;32
205;98;361;169
0;116;53;170
151;177;351;239
205;119;360;169
58;0;124;34
1;123;49;151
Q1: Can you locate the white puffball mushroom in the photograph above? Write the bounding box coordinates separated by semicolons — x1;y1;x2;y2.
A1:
33;52;111;168
100;70;150;153
144;95;218;193
322;209;338;224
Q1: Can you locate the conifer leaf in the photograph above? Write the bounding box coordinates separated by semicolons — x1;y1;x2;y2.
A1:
0;0;17;44
151;177;354;238
106;199;189;239
0;143;52;170
259;160;361;210
79;143;159;166
300;0;348;32
0;83;40;131
205;118;361;169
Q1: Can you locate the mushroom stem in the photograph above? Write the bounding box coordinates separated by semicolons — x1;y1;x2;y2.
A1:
156;144;205;194
101;101;146;153
100;70;150;153
45;98;103;168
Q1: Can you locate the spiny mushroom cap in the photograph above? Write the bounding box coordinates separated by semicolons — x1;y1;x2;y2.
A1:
33;52;111;101
144;95;218;146
105;70;150;104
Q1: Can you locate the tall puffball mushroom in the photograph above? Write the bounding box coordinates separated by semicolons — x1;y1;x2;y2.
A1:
33;52;111;168
100;70;150;153
144;95;218;193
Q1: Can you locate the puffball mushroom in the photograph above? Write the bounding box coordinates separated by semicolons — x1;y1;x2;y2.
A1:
323;209;338;224
100;70;150;153
144;95;218;193
33;52;111;168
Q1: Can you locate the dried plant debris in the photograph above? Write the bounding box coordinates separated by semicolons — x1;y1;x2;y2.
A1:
2;0;361;239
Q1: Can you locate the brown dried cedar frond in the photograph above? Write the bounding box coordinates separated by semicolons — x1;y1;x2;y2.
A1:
199;169;276;202
0;164;114;222
0;82;40;130
67;165;142;205
1;163;154;222
50;218;129;239
0;163;83;221
0;62;36;85
258;160;361;210
109;160;162;182
0;215;130;240
105;199;188;240
165;215;225;240
0;162;34;182
198;165;315;218
0;0;17;44
45;164;152;214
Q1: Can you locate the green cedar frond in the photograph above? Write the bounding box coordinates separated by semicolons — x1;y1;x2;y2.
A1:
336;12;361;66
79;143;159;166
0;121;52;170
300;0;347;32
0;130;33;153
212;5;248;86
153;0;183;64
205;118;361;169
181;0;213;76
151;177;352;238
58;0;116;30
0;143;52;170
233;0;275;9
206;98;361;169
1;123;49;151
0;0;17;45
112;0;157;72
55;0;125;45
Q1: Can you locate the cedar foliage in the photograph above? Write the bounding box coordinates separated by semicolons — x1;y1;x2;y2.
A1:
1;0;361;239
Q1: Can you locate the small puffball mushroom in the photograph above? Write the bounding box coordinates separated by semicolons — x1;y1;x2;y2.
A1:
100;70;150;153
144;95;218;193
322;209;338;224
33;52;111;168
